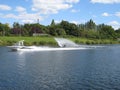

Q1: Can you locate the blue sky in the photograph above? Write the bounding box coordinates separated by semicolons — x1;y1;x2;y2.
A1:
0;0;120;29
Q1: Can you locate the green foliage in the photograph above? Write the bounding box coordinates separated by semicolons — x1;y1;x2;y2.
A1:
60;20;78;36
56;28;66;36
85;19;96;30
51;19;55;26
0;19;119;41
99;25;116;39
115;28;120;38
0;23;10;36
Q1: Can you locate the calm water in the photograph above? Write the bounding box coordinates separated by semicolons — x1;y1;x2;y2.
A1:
0;45;120;90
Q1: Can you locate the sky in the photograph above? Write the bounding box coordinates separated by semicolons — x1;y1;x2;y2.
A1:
0;0;120;29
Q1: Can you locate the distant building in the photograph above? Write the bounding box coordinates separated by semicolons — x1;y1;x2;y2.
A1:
117;38;120;41
33;33;49;36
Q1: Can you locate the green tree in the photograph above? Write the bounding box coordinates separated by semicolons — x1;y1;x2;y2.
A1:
115;28;120;38
60;20;70;35
22;24;32;36
0;23;10;36
78;24;85;30
12;22;22;36
85;19;96;30
49;25;57;36
51;19;55;26
56;28;66;36
60;20;78;36
99;25;115;39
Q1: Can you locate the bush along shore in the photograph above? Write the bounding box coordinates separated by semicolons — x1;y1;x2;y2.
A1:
0;36;119;46
68;37;119;45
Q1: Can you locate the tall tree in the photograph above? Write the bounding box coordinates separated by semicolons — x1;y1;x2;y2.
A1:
51;19;55;26
115;28;120;38
0;23;10;36
99;25;115;39
85;19;96;30
12;22;22;36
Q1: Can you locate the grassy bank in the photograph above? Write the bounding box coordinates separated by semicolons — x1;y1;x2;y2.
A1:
69;37;119;45
0;36;57;46
0;36;119;46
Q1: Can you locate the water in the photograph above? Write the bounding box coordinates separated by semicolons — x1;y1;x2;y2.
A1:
54;38;78;47
0;45;120;90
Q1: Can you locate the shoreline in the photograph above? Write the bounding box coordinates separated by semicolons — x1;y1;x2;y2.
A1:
0;36;119;46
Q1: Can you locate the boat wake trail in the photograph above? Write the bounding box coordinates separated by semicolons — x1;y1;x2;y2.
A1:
8;38;105;52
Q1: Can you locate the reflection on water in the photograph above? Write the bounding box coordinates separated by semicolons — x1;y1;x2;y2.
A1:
0;45;120;89
16;52;26;70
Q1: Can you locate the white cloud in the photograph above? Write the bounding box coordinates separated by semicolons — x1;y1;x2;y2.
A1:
115;12;120;17
108;21;120;29
54;20;79;25
0;0;80;24
22;19;35;23
2;12;43;24
101;11;120;18
0;4;12;10
0;4;43;24
3;13;17;18
65;0;79;3
17;12;42;20
32;0;79;14
15;6;26;12
54;20;61;24
71;9;79;13
102;12;110;16
14;6;42;23
71;21;79;24
91;0;120;4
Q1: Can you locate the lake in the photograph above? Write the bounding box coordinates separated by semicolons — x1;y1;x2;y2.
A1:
0;45;120;90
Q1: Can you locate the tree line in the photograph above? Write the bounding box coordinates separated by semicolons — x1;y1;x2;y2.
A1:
0;19;120;39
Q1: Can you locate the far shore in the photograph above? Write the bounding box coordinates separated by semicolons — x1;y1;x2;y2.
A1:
0;36;119;46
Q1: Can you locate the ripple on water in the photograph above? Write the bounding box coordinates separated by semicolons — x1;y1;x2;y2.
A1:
0;46;120;89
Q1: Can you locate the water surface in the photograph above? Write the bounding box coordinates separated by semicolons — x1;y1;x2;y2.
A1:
0;45;120;90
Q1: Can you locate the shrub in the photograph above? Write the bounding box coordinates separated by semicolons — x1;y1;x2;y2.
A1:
32;41;37;45
86;41;91;45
